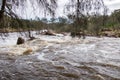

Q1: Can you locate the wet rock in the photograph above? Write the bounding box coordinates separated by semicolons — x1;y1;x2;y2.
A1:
17;37;25;45
45;30;56;36
41;30;56;36
70;32;84;38
71;32;78;38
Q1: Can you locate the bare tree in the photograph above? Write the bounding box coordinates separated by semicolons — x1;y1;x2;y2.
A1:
65;0;105;38
0;0;57;38
0;0;57;19
0;0;6;20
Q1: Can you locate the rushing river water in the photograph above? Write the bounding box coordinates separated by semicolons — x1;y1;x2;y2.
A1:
0;33;120;80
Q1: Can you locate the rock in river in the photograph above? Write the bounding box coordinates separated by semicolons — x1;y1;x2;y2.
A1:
17;37;25;45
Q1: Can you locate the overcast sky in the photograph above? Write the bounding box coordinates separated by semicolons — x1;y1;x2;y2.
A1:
56;0;120;16
16;0;120;19
104;0;120;13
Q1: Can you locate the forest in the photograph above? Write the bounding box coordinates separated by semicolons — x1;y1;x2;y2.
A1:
0;0;120;38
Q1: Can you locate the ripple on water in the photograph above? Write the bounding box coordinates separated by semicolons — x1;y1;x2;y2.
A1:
36;52;46;61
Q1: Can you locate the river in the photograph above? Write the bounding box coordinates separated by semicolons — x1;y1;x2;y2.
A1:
0;32;120;80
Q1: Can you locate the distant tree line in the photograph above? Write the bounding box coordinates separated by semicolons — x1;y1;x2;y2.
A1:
1;0;120;38
0;9;120;32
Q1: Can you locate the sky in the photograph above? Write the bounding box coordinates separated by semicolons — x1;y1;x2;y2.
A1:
56;0;120;16
104;0;120;13
1;0;120;19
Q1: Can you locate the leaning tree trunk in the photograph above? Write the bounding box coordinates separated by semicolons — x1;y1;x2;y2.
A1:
76;0;86;39
0;0;6;20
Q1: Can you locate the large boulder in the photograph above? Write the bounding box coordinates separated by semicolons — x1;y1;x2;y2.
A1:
17;37;25;45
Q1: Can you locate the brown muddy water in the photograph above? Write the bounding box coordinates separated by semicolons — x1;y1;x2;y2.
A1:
0;34;120;80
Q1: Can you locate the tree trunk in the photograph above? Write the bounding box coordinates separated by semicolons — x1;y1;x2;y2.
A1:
76;0;80;33
0;0;6;20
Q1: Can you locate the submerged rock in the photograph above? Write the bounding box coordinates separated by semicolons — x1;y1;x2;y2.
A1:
23;48;33;55
17;37;25;45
